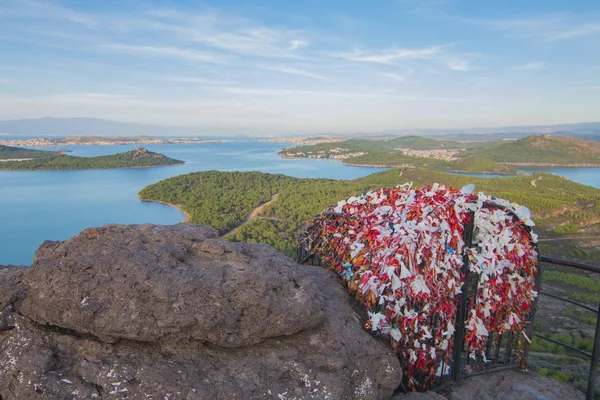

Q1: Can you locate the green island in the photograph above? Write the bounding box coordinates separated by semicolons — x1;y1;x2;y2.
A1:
279;134;600;173
0;144;63;160
140;167;600;394
0;146;184;170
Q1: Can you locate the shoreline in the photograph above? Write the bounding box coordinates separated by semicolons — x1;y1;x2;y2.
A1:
139;198;191;223
282;155;600;171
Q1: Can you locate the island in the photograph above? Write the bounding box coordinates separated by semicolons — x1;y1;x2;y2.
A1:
0;136;229;147
279;135;600;173
0;146;184;170
0;144;64;161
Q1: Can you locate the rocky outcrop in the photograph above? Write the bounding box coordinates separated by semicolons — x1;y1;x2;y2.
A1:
449;369;586;400
392;369;586;400
0;224;401;399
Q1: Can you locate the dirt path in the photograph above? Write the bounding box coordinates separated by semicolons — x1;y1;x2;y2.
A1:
223;194;279;237
530;175;542;187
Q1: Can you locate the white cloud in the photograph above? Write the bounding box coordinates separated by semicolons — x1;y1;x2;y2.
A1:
100;44;226;64
445;58;475;71
462;14;600;42
548;23;600;40
289;40;308;50
0;78;15;84
258;65;325;80
333;45;448;64
4;0;97;28
381;73;406;82
508;61;545;71
161;76;233;85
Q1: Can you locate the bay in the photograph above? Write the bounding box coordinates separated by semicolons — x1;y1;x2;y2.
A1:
518;166;600;189
0;142;386;265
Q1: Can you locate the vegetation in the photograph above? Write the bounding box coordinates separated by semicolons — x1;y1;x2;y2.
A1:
0;144;59;160
139;168;600;261
280;134;600;172
141;167;600;395
460;135;600;165
0;147;183;170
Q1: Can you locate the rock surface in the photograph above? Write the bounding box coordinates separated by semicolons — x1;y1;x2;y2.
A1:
0;223;401;399
21;224;325;347
450;369;586;400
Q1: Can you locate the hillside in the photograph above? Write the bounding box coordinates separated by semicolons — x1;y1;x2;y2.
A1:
0;147;183;170
0;144;59;160
280;135;600;171
139;169;600;261
459;135;600;165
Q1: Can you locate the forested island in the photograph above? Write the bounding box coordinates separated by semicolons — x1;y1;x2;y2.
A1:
0;144;64;160
0;147;183;170
279;135;600;172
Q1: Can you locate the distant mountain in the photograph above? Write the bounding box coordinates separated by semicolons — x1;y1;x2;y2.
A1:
0;117;264;138
383;122;600;141
0;117;599;141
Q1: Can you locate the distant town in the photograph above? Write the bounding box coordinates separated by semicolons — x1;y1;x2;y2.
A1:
0;136;230;147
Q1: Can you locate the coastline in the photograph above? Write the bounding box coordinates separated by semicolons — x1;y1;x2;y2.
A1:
282;156;600;171
139;198;191;223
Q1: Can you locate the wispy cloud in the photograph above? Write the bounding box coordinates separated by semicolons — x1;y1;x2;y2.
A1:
258;65;325;80
332;45;450;64
508;61;545;71
100;44;226;63
548;23;600;40
223;86;475;102
381;73;406;83
145;9;310;58
444;55;479;71
5;0;97;28
461;14;600;42
289;40;308;50
0;78;15;84
161;76;233;85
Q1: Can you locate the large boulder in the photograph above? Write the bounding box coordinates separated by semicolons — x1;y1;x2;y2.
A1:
0;224;401;399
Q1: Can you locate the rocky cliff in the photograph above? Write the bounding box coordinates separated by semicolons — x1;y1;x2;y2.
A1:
0;224;587;399
0;224;400;399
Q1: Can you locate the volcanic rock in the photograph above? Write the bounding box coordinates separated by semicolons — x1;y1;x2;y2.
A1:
0;223;401;399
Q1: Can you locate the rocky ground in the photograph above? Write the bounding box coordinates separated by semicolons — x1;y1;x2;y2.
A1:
0;223;588;399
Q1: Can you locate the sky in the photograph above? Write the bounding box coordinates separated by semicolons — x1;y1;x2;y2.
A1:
0;0;599;134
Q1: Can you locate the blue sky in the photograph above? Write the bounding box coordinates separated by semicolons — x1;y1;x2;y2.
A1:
0;0;599;134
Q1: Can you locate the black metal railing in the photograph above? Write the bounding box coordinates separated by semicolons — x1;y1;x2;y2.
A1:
535;256;600;400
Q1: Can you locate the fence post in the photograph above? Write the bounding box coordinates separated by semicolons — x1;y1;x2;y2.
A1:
451;210;475;381
586;300;600;400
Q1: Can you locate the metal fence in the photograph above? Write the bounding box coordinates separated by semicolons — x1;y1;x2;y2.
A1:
534;256;600;400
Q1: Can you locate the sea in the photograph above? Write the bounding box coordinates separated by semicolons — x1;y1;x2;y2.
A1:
1;141;598;266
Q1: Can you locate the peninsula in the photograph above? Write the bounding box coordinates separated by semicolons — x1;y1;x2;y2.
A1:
0;147;184;170
279;135;600;173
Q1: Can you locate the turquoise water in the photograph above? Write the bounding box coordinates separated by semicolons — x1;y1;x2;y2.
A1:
0;142;386;265
518;166;600;189
1;141;598;266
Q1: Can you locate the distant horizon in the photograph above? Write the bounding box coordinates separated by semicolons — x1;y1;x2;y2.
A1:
1;116;600;138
